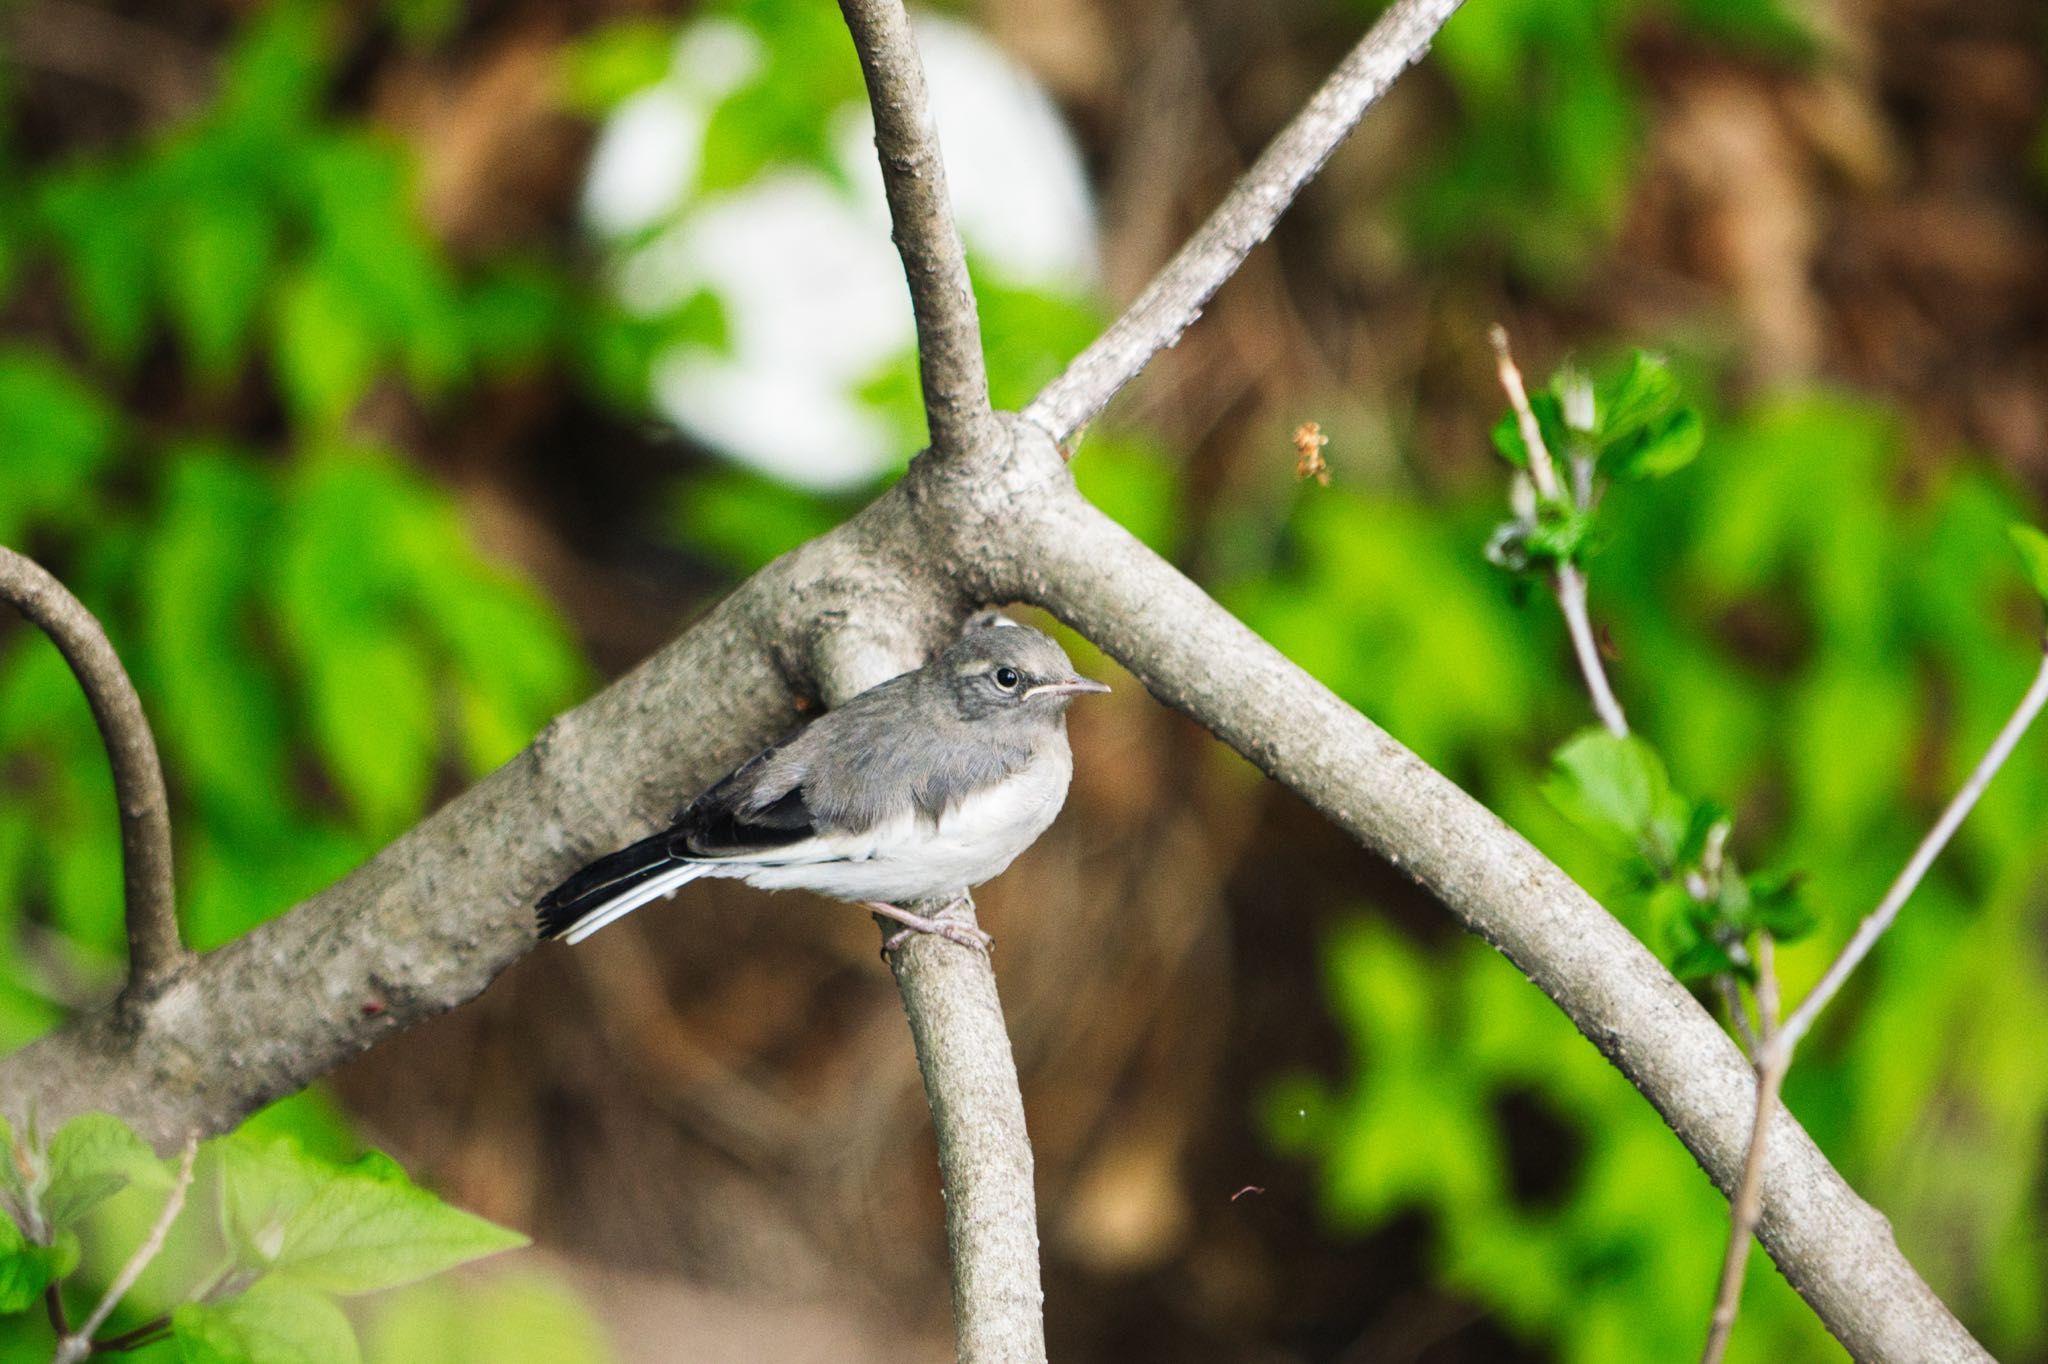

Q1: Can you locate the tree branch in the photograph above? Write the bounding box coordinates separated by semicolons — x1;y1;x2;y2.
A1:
884;895;1044;1364
0;547;185;999
838;0;997;459
1022;0;1465;444
973;459;1990;1364
0;7;1997;1360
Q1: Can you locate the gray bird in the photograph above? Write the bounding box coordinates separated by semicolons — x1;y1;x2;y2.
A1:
536;621;1109;950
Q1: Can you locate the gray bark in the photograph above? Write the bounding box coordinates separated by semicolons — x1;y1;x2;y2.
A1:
0;0;1991;1359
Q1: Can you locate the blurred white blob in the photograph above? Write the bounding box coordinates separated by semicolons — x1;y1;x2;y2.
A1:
580;14;1097;491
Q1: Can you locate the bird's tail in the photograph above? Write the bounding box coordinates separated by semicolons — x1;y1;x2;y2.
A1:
536;832;709;944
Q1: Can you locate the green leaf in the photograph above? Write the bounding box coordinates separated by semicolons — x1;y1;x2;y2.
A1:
219;1136;526;1296
1489;390;1569;470
0;349;123;543
1748;870;1816;943
1542;729;1678;853
1600;407;1703;481
1594;351;1678;444
0;1215;71;1313
44;1114;165;1230
1669;936;1738;981
175;1284;360;1364
2007;523;2048;605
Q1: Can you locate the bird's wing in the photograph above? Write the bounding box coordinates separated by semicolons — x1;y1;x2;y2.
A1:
670;734;822;859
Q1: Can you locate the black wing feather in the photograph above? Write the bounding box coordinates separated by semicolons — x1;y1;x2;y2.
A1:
535;831;678;938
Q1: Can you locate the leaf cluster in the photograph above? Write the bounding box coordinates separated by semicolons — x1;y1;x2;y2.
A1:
0;1113;524;1363
1485;352;1703;577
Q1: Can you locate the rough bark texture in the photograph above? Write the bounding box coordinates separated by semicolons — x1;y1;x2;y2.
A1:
887;896;1045;1364
0;0;1991;1358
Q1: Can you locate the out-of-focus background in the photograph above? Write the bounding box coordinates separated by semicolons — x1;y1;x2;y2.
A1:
1;0;2045;1360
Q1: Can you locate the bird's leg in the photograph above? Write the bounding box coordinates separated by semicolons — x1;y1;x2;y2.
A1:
866;898;993;955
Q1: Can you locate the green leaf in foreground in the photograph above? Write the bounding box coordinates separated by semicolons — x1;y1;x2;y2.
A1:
1541;728;1681;854
0;1213;75;1313
45;1112;167;1230
175;1283;361;1364
2008;523;2048;605
220;1135;526;1295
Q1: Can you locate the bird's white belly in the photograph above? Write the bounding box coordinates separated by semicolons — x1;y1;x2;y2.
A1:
728;746;1073;904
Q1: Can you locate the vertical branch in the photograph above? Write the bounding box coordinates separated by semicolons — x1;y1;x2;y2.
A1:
837;0;997;459
0;547;185;998
885;896;1045;1364
815;634;1045;1362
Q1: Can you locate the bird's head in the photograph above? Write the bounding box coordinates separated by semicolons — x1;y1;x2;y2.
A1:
938;623;1110;723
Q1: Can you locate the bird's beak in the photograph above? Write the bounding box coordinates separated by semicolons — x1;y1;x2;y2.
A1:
1025;677;1112;700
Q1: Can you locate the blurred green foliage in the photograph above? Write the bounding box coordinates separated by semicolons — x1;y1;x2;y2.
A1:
1248;390;2048;1360
1364;0;1811;279
0;0;607;1356
1;0;2041;1362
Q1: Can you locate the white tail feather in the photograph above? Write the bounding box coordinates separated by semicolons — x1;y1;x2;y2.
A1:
561;863;710;945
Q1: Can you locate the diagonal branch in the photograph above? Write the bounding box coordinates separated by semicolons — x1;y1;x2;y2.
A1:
0;547;185;999
838;0;997;459
1022;0;1465;444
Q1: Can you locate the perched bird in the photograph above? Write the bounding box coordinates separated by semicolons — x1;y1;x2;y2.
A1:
536;621;1109;950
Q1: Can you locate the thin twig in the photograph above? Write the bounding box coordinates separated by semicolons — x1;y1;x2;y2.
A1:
1703;939;1783;1364
55;1137;198;1364
836;0;996;460
1702;648;2048;1360
1777;647;2048;1055
0;548;184;998
1488;330;1630;739
1716;974;1757;1056
1023;0;1466;445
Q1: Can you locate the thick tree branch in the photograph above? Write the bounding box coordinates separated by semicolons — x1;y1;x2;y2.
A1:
0;547;185;998
1023;0;1464;444
0;8;1995;1361
838;0;997;459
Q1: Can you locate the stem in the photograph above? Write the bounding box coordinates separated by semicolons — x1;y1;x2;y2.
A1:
1490;328;1629;738
0;547;185;1000
1702;939;1782;1364
1554;564;1629;739
55;1138;197;1364
1778;647;2048;1055
88;1317;171;1355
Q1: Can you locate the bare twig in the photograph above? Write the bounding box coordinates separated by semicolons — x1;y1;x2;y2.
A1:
1024;0;1465;444
837;0;997;460
54;1136;198;1364
1488;330;1630;739
1778;647;2048;1055
0;547;185;998
1702;937;1782;1364
1701;648;2048;1360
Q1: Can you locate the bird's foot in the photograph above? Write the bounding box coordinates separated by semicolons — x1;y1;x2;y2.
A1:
866;899;993;957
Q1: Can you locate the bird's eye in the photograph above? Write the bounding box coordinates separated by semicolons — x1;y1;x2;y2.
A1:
993;666;1021;691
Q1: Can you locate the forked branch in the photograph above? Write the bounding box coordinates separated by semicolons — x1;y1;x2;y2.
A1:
0;546;184;998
